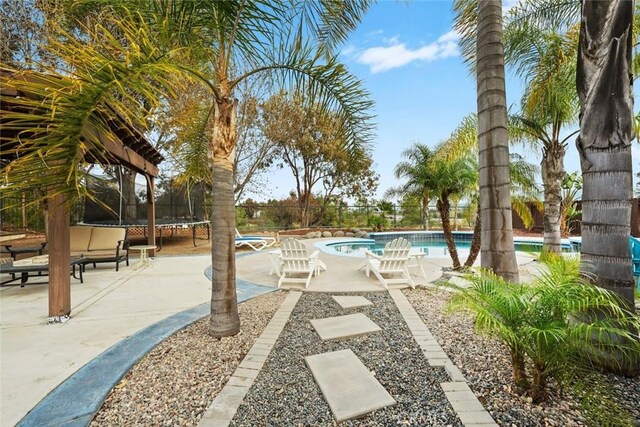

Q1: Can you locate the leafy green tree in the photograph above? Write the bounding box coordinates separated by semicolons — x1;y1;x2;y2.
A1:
261;92;376;228
397;194;423;228
158;78;276;203
0;0;62;69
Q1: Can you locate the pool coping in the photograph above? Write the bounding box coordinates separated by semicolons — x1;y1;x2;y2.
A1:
17;253;274;427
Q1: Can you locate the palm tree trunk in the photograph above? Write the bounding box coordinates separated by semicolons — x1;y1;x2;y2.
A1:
453;199;459;231
510;347;529;392
529;362;548;403
438;195;461;269
209;96;240;337
476;0;519;283
422;196;429;230
464;206;482;268
541;142;565;253
577;0;635;311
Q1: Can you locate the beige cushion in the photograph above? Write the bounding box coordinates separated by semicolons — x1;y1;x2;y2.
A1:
84;250;118;259
70;227;93;252
88;228;126;251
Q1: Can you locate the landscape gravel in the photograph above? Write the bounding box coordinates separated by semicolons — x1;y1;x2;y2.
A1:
91;291;286;427
405;288;640;427
231;291;461;426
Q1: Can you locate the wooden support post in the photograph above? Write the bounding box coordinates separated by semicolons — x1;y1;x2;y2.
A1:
146;175;156;257
48;193;71;320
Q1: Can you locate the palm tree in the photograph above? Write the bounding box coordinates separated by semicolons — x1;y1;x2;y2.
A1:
435;115;540;268
447;255;640;404
388;144;436;231
577;1;636;312
475;0;519;282
2;2;374;336
505;24;579;254
453;0;581;70
102;0;375;337
429;157;477;270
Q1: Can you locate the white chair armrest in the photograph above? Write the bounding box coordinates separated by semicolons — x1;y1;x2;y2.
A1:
309;250;320;259
365;250;382;261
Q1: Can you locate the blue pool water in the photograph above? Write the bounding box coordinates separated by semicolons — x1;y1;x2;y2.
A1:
319;231;574;258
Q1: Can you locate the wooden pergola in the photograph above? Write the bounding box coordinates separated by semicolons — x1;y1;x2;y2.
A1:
1;71;163;320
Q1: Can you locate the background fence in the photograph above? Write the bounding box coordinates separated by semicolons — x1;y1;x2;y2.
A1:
4;195;634;237
0;198;478;233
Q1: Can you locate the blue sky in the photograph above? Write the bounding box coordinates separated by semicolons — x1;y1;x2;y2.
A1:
248;0;639;203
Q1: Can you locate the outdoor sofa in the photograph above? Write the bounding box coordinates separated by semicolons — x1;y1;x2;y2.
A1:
70;226;129;271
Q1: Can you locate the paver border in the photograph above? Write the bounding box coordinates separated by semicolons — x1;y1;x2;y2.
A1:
17;273;275;427
388;289;498;427
198;291;302;427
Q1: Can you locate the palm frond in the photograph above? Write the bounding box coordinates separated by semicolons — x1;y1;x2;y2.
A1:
1;10;195;207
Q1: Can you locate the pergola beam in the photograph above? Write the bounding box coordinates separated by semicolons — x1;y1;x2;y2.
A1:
83;126;159;177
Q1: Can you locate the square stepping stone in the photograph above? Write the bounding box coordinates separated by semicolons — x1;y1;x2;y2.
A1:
310;313;381;341
332;295;373;309
305;349;396;422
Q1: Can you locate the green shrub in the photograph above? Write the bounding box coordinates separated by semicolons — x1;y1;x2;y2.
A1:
446;255;640;423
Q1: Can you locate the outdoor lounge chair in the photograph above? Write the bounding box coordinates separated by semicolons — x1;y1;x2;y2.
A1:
235;228;276;251
277;238;326;289
359;237;415;289
629;236;640;288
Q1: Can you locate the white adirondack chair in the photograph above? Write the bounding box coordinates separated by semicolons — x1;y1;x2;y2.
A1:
278;239;327;289
359;237;415;289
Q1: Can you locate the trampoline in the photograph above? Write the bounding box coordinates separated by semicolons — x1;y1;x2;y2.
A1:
78;220;210;251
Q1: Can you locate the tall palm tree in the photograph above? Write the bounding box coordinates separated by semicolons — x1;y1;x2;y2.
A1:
577;0;636;311
388;144;436;230
505;24;579;254
96;0;375;337
476;0;519;282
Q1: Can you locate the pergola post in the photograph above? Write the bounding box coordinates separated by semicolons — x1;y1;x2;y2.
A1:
146;175;156;257
48;193;71;320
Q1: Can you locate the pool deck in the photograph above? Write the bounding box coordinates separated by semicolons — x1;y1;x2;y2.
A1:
0;238;541;426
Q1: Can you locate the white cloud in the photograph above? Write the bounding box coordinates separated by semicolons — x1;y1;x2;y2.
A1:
356;30;460;73
437;30;461;43
341;44;356;56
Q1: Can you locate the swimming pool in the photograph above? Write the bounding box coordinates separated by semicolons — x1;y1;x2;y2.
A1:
316;231;574;258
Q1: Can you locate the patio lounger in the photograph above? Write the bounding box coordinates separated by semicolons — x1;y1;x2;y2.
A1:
629;236;640;289
278;238;326;288
235;237;268;251
235;228;276;249
358;237;415;289
235;236;270;251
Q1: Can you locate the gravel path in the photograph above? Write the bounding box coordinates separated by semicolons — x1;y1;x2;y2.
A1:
405;288;640;427
91;291;286;427
231;292;461;426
